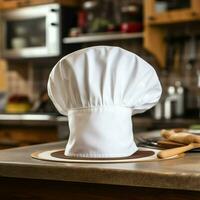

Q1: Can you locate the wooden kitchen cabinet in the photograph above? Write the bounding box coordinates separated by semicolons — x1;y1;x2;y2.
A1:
0;0;31;10
27;0;80;6
0;126;58;148
0;0;17;10
144;0;200;68
0;0;80;10
146;0;200;25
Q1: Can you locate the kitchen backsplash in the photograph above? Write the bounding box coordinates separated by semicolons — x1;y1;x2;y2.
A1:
7;60;52;101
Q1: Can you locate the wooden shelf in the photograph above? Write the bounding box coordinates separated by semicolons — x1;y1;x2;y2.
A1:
63;32;144;44
143;0;200;68
0;0;80;10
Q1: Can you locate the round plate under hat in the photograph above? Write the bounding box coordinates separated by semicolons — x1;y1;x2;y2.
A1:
31;147;183;163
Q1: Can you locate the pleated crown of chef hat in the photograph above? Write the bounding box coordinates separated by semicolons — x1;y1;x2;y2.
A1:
48;46;162;158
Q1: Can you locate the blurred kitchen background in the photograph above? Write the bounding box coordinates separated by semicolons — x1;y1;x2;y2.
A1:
0;0;200;149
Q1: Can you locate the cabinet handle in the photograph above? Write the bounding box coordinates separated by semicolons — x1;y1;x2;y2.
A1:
50;8;58;12
50;22;58;26
191;12;197;16
148;16;155;20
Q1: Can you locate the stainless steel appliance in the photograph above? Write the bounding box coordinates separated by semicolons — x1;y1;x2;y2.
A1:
0;4;76;58
152;82;186;120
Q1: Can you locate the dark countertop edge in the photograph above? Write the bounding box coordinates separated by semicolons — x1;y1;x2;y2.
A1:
0;115;67;126
0;162;199;191
0;114;199;127
0;121;58;127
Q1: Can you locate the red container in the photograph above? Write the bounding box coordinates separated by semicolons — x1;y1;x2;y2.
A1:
120;22;143;33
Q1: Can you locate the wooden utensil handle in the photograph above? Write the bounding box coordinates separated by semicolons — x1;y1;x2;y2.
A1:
161;129;200;144
157;144;194;159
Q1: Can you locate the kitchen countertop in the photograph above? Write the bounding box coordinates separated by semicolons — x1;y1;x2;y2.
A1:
0;131;200;192
0;114;64;126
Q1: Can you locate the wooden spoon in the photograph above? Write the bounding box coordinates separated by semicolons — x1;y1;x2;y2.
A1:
157;143;200;159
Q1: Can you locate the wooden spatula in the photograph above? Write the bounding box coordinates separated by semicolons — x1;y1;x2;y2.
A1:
157;143;200;159
161;129;200;144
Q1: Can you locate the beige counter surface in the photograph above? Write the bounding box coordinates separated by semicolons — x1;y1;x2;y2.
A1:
0;138;199;191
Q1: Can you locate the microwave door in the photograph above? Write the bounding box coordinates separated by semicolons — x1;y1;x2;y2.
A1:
1;4;60;58
46;5;60;57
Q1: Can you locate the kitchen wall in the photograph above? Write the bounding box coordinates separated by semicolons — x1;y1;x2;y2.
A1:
160;23;200;113
7;60;53;101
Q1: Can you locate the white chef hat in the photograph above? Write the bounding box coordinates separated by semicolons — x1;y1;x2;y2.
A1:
48;46;162;158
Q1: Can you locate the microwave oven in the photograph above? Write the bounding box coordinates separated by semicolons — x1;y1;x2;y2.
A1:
0;4;76;59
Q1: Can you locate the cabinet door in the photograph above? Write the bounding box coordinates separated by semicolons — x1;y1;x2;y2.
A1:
0;0;29;10
146;0;200;25
0;127;58;148
0;0;18;10
0;0;79;10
